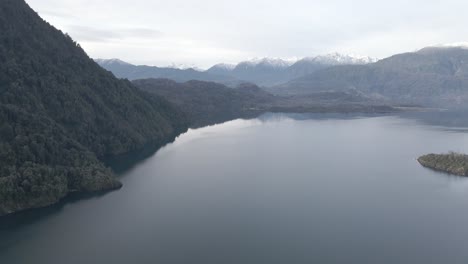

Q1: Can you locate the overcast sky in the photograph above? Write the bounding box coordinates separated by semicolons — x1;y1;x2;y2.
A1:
27;0;468;69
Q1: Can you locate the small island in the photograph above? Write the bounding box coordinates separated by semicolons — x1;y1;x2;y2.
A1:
418;152;468;176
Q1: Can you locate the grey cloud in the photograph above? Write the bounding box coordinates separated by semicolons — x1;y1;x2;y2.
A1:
123;28;163;38
67;25;163;42
27;0;468;68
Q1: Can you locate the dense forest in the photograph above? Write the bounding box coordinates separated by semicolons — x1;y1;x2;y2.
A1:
418;152;468;176
134;79;274;127
0;0;188;215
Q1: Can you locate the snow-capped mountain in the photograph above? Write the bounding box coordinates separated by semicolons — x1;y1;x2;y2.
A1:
96;52;377;87
206;58;296;85
300;53;377;65
236;58;295;69
207;53;375;80
227;58;297;86
211;63;236;70
286;53;377;81
206;63;237;75
167;63;203;71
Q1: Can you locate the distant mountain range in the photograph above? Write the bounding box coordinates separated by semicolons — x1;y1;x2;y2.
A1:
94;58;239;85
96;53;376;86
97;46;468;108
98;48;468;107
271;46;468;107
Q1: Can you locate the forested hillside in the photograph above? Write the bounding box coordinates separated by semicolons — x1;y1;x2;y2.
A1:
134;79;273;127
0;0;188;215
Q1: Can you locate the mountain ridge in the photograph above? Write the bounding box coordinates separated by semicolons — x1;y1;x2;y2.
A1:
97;53;376;86
272;46;468;107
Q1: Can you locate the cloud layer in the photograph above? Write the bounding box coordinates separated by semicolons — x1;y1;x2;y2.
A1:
27;0;468;69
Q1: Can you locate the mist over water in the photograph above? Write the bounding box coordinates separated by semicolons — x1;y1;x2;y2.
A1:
2;112;468;264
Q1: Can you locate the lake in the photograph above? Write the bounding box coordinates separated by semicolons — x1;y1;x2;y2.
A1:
2;112;468;264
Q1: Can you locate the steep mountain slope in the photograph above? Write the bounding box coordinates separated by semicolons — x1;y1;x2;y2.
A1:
274;47;468;107
0;0;188;215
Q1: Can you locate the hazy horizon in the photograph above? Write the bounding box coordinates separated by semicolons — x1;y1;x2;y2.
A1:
27;0;468;68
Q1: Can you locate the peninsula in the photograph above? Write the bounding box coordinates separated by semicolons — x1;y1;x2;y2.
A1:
418;152;468;176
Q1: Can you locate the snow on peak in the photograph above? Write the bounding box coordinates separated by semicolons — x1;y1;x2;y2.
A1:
167;63;202;71
238;57;296;68
303;53;377;65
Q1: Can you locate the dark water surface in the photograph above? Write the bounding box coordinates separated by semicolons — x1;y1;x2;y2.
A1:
2;112;468;264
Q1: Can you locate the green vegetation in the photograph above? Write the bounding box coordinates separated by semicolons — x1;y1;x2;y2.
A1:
134;79;273;127
134;79;398;128
0;0;188;215
418;152;468;176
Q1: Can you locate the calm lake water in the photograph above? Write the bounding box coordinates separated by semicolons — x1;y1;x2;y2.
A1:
2;112;468;264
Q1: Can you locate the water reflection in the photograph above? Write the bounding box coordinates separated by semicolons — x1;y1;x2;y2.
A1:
397;110;468;132
3;112;468;264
